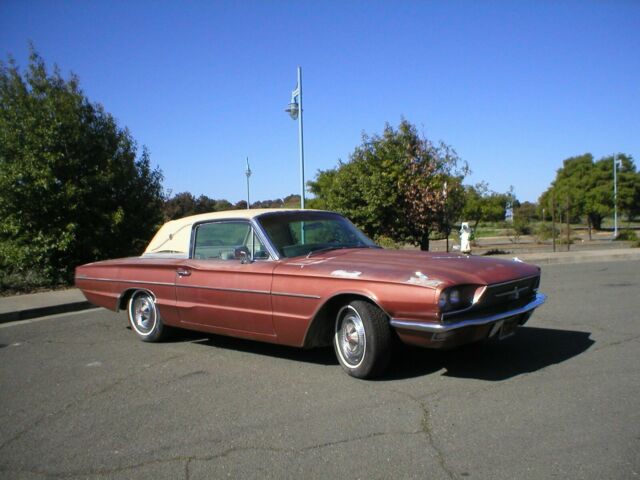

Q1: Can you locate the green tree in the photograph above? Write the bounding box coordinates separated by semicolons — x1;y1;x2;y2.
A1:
309;120;467;250
163;192;198;219
0;48;164;290
539;153;639;236
515;201;539;222
461;182;510;231
163;192;245;220
596;154;640;223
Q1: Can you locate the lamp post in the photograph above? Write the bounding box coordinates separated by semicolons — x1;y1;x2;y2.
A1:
443;180;449;252
285;66;305;209
245;157;252;210
613;154;625;239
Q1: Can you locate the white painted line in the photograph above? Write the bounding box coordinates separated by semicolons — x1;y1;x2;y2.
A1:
0;308;102;329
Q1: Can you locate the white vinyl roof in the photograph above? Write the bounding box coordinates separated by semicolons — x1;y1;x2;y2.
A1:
143;208;306;255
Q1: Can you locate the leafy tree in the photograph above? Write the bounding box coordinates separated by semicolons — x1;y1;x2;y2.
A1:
163;192;242;220
250;194;299;209
461;182;511;230
514;201;539;222
251;198;283;209
213;199;234;211
596;154;640;223
309;120;467;250
401;152;466;249
196;194;218;213
539;153;639;235
164;192;198;219
282;194;301;208
0;48;164;289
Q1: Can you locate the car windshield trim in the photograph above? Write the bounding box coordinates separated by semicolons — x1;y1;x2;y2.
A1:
255;211;378;259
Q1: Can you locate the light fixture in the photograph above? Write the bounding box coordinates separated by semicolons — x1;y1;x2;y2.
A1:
285;101;299;120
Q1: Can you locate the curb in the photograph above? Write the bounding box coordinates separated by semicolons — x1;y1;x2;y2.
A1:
495;249;640;266
0;301;94;324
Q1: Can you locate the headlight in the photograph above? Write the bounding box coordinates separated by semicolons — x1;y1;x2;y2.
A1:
438;291;448;309
449;289;461;305
438;285;481;312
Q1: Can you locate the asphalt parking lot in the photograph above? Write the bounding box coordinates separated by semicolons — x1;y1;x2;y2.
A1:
1;261;638;479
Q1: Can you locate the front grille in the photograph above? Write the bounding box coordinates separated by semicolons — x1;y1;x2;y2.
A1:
442;275;540;323
481;275;539;309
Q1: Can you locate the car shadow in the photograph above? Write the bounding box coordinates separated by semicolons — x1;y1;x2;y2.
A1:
165;328;338;366
162;326;594;381
382;326;595;381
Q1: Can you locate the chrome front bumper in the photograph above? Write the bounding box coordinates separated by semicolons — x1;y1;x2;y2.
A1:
390;293;546;334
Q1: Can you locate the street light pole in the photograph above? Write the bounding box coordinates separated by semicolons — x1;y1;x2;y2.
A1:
245;157;252;210
285;66;305;209
297;67;305;210
613;154;618;239
443;181;449;253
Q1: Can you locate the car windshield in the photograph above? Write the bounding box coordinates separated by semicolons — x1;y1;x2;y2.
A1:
257;211;378;258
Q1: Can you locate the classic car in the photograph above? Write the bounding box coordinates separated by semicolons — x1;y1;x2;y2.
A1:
75;209;546;379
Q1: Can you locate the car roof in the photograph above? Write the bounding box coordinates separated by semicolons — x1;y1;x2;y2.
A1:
143;208;315;255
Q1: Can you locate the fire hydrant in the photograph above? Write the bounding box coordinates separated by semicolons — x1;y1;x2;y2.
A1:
460;222;472;254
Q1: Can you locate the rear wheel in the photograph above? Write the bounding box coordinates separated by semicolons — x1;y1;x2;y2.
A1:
128;290;166;342
333;300;391;379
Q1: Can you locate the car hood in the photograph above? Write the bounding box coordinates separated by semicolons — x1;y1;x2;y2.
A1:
276;248;540;288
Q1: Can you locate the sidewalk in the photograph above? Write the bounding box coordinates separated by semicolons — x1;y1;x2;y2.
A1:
0;289;92;324
0;247;638;324
493;247;640;265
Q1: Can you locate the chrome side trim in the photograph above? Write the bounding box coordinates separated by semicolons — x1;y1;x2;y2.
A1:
271;292;321;299
77;275;320;299
176;284;270;295
390;293;546;334
76;276;174;287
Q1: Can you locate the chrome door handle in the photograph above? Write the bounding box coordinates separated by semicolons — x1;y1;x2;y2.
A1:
177;268;191;277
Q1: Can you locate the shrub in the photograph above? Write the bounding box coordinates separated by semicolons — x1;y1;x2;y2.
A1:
615;229;638;241
513;218;532;236
374;235;402;250
483;249;510;256
0;268;57;295
534;223;560;243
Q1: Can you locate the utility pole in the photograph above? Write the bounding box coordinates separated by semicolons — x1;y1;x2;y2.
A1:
444;181;449;253
613;154;618;239
566;197;571;252
245;157;251;210
551;191;556;253
285;67;305;209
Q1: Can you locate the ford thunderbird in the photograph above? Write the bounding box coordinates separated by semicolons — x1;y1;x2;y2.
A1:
75;209;546;379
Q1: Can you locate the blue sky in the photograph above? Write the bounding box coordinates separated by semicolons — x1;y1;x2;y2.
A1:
1;0;639;203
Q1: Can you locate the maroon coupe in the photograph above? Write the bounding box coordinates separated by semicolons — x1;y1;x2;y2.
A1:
75;209;546;379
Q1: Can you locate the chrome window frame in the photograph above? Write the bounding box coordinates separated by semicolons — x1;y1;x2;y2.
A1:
189;219;278;262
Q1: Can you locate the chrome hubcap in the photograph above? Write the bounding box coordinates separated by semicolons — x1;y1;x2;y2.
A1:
336;306;366;367
133;295;155;333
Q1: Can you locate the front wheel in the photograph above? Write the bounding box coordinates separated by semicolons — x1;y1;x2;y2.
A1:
333;300;392;379
128;290;167;342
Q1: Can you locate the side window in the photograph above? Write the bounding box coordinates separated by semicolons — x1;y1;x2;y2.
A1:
193;221;269;261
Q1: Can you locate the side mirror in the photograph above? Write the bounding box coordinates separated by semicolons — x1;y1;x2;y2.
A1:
234;247;252;264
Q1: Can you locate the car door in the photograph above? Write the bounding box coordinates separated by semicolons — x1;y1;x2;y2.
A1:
175;220;277;338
